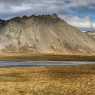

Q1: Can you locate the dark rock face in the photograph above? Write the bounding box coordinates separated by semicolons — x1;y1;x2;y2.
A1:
0;19;5;24
0;15;95;55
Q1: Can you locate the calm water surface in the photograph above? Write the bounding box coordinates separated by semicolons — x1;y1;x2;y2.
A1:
0;61;94;67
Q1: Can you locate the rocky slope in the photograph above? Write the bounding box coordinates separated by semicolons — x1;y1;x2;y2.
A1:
0;15;95;55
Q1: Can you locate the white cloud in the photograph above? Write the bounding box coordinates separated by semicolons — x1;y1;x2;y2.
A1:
0;0;94;31
0;0;65;19
65;0;95;8
11;4;32;13
59;15;95;29
0;3;32;13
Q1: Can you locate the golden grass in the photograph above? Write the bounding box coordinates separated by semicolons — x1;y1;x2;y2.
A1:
0;53;95;61
0;65;94;95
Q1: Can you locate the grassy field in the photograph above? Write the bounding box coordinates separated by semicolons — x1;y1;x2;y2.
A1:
0;65;94;95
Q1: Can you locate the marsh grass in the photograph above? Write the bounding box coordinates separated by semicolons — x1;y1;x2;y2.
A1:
0;66;94;95
0;53;95;61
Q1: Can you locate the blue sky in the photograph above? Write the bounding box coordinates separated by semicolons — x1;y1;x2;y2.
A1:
0;0;95;30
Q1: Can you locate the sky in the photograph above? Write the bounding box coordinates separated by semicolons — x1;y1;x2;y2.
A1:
0;0;95;31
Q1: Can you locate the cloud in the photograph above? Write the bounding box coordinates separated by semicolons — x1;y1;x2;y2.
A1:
63;0;95;16
65;0;95;7
0;0;95;31
59;15;95;29
0;0;65;19
64;0;95;9
59;0;95;30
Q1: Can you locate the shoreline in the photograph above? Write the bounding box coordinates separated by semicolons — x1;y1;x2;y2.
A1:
0;53;94;61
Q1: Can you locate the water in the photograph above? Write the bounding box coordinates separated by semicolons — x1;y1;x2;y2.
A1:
0;61;94;67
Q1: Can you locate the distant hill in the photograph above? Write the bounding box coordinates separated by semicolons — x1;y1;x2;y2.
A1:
0;15;95;56
86;31;95;39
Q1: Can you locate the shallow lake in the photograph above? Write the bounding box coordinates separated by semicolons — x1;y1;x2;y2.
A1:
0;61;94;67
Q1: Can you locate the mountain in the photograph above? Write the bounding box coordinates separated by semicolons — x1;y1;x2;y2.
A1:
86;31;95;39
0;15;95;57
